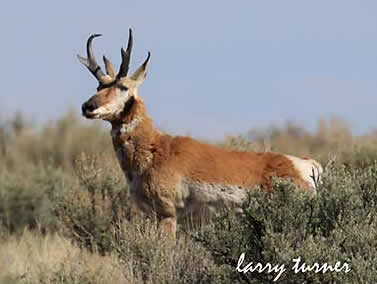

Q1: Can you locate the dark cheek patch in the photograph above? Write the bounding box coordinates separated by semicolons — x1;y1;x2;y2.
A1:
120;96;136;118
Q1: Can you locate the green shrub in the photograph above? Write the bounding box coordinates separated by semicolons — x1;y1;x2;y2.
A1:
0;166;67;234
193;164;377;283
55;153;129;253
111;220;225;284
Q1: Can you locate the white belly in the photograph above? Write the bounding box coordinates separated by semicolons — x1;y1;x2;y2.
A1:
179;180;249;220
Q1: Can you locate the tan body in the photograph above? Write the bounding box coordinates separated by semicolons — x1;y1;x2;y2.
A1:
111;97;322;236
78;30;322;237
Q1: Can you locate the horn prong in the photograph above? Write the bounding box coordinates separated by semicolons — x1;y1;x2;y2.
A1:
103;55;116;79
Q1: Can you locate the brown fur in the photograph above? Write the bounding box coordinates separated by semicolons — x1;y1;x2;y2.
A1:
113;98;309;189
110;97;313;237
90;88;117;106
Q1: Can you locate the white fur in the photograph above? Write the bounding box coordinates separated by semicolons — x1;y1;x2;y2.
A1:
91;88;130;118
111;116;143;137
178;180;249;220
284;155;323;191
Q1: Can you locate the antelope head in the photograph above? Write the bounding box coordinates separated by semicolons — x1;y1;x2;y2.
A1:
78;29;150;122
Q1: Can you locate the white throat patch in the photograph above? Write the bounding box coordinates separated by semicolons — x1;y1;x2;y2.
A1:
111;116;143;137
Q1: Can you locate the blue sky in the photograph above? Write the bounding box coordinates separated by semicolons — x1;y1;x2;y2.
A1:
1;1;376;138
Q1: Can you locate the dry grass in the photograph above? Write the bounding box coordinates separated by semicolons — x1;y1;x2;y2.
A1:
0;229;130;284
221;117;377;167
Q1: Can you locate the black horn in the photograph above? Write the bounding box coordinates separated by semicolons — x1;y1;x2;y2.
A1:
78;34;107;83
117;29;133;79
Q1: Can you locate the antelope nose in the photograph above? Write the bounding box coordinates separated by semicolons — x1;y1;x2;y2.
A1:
81;103;86;114
82;101;97;113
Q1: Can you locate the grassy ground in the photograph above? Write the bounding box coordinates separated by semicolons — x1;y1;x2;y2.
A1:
0;230;128;283
0;112;376;283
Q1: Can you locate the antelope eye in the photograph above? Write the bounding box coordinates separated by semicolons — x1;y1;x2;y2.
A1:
118;85;128;92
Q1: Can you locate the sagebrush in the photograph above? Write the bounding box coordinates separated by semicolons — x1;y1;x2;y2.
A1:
1;112;377;283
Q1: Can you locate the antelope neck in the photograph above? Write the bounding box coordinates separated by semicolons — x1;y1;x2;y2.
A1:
111;116;143;137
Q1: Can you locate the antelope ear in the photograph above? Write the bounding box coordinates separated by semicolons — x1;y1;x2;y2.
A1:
131;52;150;85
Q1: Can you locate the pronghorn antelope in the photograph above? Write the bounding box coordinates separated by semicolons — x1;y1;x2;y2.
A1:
78;29;322;238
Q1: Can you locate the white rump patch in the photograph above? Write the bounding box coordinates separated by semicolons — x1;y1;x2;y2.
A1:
284;155;323;191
